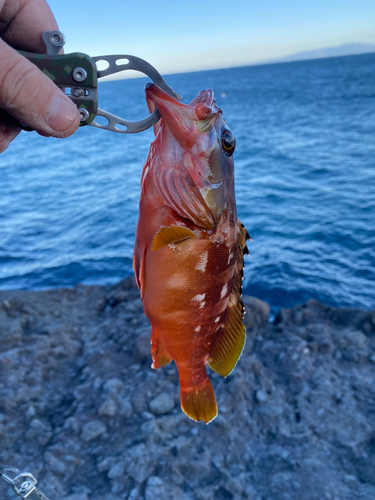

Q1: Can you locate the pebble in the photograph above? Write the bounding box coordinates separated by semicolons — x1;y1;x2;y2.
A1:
45;451;66;475
256;389;268;403
145;476;185;500
119;398;133;418
25;419;53;446
25;406;36;420
137;331;151;361
81;420;106;442
1;282;374;500
108;461;125;479
98;398;118;417
61;495;88;500
149;393;175;415
103;378;124;393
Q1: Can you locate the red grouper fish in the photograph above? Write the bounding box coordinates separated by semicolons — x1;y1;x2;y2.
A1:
133;83;250;424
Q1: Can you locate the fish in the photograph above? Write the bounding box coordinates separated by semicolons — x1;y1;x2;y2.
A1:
133;83;250;424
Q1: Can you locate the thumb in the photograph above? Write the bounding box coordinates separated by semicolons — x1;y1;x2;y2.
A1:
0;38;80;138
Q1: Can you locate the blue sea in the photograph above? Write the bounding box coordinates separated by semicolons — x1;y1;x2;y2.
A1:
1;53;374;312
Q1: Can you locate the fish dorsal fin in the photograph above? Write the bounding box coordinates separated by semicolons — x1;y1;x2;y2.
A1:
208;219;250;377
154;166;215;230
151;226;198;251
151;330;172;369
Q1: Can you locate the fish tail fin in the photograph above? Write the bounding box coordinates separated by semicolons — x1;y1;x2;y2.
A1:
180;377;218;424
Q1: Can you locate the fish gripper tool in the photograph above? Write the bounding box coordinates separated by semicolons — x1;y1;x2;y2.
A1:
18;30;181;134
0;465;50;500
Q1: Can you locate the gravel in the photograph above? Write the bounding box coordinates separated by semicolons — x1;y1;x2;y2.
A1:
0;276;374;499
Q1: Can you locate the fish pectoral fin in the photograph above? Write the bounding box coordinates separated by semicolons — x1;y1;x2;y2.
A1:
208;218;250;378
151;332;172;369
151;226;198;251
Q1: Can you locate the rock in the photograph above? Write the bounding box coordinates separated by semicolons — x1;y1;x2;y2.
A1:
255;389;268;403
123;443;161;483
42;475;67;499
243;295;270;330
45;451;66;474
119;398;133;418
81;420;106;441
96;457;114;473
103;378;124;393
25;406;36;420
127;486;141;500
108;460;125;479
0;281;374;500
145;476;186;500
149;393;175;415
25;419;53;446
136;330;151;362
98;398;118;417
61;495;88;500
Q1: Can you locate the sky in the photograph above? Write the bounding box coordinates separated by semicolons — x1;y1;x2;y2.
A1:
47;0;375;76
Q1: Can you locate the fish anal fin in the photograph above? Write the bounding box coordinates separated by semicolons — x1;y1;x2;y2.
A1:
180;377;218;424
151;332;172;369
208;218;250;378
151;226;198;251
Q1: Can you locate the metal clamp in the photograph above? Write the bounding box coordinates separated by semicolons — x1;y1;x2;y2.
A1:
89;54;181;133
19;30;182;134
0;465;50;500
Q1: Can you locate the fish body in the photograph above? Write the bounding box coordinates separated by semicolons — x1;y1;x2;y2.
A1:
133;84;249;423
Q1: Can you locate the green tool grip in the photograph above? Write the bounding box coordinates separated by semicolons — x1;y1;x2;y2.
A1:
18;51;99;126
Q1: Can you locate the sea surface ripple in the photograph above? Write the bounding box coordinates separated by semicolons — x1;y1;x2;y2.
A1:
1;53;374;311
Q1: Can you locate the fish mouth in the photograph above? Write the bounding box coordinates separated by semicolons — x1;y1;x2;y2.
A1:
145;83;216;148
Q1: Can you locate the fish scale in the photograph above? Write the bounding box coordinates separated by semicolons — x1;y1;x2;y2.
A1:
133;83;249;423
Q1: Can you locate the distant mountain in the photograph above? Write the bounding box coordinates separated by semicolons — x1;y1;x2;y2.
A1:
267;43;375;64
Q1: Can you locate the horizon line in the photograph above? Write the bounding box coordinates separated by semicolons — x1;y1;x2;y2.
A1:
100;44;375;82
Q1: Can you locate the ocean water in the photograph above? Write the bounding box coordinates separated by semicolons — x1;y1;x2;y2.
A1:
0;53;374;312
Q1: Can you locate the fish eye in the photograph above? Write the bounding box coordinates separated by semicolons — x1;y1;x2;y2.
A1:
221;130;235;156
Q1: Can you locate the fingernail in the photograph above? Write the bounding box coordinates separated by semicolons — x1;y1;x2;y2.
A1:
46;96;79;132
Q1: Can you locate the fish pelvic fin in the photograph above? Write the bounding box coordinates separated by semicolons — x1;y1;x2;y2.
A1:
151;331;172;369
151;225;198;251
180;377;218;424
208;218;250;377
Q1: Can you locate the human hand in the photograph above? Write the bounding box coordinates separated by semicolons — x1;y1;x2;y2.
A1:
0;0;80;153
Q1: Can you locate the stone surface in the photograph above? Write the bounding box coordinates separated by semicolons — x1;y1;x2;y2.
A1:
0;277;374;500
81;420;107;442
149;392;175;415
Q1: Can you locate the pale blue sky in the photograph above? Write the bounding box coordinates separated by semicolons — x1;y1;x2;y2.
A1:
48;0;375;75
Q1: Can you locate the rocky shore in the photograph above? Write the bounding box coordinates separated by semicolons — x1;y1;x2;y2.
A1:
0;277;374;500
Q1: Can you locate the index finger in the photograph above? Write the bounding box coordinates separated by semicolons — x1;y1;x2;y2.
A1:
1;0;59;53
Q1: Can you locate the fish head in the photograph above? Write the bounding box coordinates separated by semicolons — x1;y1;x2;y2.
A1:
145;84;236;228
